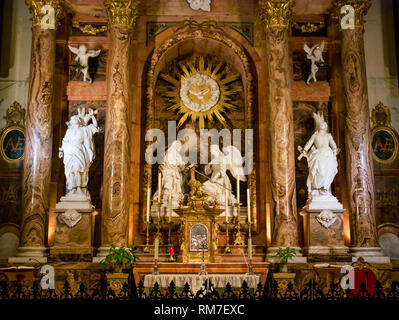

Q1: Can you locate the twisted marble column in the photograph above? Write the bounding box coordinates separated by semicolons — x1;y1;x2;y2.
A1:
331;0;388;262
96;0;139;256
258;0;305;261
9;0;64;263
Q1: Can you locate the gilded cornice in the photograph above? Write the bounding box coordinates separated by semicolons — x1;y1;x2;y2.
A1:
330;0;371;28
25;0;64;28
258;0;294;28
104;0;140;29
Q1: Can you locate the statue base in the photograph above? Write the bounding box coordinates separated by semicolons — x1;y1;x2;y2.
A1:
301;199;349;259
50;193;94;258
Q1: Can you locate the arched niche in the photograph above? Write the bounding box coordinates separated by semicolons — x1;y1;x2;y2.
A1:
142;21;258;224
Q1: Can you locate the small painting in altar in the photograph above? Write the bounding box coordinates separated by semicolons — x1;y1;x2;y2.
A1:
190;224;208;252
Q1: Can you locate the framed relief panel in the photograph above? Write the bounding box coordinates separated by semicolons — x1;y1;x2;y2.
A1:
0;101;25;163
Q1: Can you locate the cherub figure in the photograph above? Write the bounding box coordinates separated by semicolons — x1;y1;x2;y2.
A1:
304;40;325;84
187;0;211;12
68;45;101;83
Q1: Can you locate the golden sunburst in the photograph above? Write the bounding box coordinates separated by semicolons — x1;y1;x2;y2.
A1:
159;56;240;129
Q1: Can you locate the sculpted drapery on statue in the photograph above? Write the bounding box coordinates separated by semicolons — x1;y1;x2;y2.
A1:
59;108;99;199
203;145;246;210
298;112;339;200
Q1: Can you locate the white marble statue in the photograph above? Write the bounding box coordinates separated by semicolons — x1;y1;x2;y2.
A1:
298;112;339;202
187;0;211;12
68;45;101;83
59;108;99;199
203;144;246;212
304;40;324;84
153;140;186;210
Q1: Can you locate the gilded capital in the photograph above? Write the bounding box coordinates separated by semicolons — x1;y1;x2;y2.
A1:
104;0;140;29
330;0;371;28
25;0;64;28
258;0;294;28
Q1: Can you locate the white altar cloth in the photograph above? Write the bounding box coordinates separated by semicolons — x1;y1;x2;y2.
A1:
144;274;260;294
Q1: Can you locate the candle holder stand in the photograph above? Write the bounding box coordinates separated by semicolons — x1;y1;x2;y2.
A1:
224;219;232;254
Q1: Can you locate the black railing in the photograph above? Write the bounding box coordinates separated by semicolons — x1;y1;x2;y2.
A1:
0;278;398;301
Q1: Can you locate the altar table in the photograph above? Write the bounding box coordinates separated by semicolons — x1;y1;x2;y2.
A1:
144;274;260;294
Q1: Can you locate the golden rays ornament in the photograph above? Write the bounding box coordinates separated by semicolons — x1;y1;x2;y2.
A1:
159;56;240;129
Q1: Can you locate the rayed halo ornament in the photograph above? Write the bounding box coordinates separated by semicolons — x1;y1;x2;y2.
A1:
159;56;240;129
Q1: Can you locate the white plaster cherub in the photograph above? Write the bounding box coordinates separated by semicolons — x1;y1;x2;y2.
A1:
304;40;325;84
187;0;211;12
68;45;101;83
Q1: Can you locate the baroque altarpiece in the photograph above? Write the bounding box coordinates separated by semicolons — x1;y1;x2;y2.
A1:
1;0;398;293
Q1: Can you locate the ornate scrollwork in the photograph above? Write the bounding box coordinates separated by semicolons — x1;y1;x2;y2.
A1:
104;0;140;29
258;0;294;28
25;0;64;28
372;102;391;128
330;0;371;28
72;20;107;35
292;21;325;33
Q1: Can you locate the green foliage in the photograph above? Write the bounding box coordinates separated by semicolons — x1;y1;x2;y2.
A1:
101;244;141;272
275;247;296;263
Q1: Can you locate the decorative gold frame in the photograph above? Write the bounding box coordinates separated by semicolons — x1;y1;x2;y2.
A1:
371;125;398;165
0;126;25;163
0;101;25;163
371;102;398;164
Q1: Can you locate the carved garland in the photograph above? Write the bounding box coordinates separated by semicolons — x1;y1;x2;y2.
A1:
144;20;256;224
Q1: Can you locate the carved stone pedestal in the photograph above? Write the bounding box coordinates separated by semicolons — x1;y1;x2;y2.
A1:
50;194;94;258
175;205;223;263
301;206;348;259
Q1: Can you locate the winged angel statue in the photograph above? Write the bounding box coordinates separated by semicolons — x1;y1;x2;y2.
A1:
203;145;246;213
68;44;101;83
304;40;325;84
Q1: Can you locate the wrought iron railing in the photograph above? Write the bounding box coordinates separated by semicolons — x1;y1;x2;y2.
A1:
1;277;398;301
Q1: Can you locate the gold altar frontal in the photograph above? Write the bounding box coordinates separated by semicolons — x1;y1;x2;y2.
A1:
175;205;224;263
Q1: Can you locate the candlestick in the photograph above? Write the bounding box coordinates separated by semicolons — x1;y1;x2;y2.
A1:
154;236;159;261
168;192;172;223
247;188;251;223
146;187;150;223
224;188;231;253
248;238;252;261
157;173;161;220
237;174;240;205
225;188;228;222
143;220;151;253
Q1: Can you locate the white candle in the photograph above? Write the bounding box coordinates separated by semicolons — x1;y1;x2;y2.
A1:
237;174;240;205
158;172;162;202
225;188;229;223
247;189;251;223
168;192;172;222
248;238;252;261
146;187;151;222
154;237;159;261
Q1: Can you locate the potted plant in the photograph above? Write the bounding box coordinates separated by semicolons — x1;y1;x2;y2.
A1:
102;244;141;273
101;244;141;292
275;247;296;273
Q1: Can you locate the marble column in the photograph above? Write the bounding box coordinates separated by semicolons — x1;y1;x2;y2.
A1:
9;0;64;264
258;0;305;262
331;0;389;262
95;0;139;260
